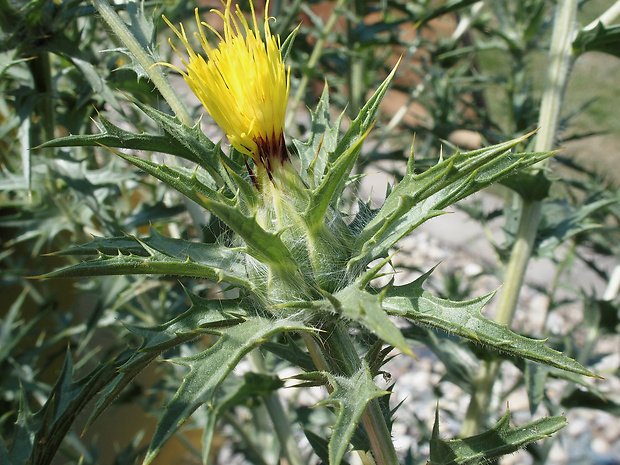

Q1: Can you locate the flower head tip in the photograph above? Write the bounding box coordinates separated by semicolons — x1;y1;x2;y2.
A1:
163;0;290;172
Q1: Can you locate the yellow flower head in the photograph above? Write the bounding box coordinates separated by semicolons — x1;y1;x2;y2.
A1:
163;1;290;169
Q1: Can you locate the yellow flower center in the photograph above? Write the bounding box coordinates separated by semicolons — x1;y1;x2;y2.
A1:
162;0;290;169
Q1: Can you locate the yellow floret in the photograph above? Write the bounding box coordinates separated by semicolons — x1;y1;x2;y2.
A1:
162;0;289;166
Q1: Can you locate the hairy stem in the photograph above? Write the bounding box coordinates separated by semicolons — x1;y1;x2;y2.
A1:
460;0;577;437
302;326;399;465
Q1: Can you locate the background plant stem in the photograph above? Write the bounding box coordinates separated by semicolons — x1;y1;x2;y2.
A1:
459;0;578;437
346;0;366;119
90;0;210;236
90;0;193;127
586;0;620;29
248;351;306;465
29;52;56;145
285;0;347;128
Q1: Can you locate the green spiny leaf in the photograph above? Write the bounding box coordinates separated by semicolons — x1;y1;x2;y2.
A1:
287;371;329;388
383;271;594;377
303;429;352;465
429;408;566;465
534;197;617;258
334;63;399;164
86;295;249;431
294;85;342;187
357;136;530;247
8;389;37;464
280;24;300;63
25;349;129;465
143;316;312;465
347;195;444;273
220;156;259;210
108;151;284;270
561;388;620;415
104;149;277;271
573;21;620;58
113;149;222;205
38;114;191;162
317;363;389;465
30;350;84;465
304;127;370;228
351;135;555;268
500;169;550;201
38;252;238;282
128;97;246;188
105;1;161;80
54;226;232;263
124;293;248;355
199;195;300;275
38;230;252;289
329;284;414;358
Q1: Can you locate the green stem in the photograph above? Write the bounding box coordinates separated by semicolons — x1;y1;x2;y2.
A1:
460;200;541;437
222;412;272;465
248;351;306;465
285;0;347;128
585;0;620;29
263;394;306;465
346;0;365;119
90;0;193;126
459;0;577;437
534;1;577;156
28;52;56;145
493;200;543;327
359;398;398;465
302;326;399;465
90;0;212;233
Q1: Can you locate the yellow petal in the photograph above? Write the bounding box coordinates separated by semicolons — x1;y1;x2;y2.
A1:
164;0;289;166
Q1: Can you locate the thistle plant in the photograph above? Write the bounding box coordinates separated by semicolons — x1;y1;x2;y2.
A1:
8;1;605;464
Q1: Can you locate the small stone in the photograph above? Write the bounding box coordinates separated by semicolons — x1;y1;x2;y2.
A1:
448;130;483;150
592;437;610;455
463;262;483;276
567;418;589;437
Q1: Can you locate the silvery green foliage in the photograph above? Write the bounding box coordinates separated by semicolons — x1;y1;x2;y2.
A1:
5;1;618;464
33;67;592;465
